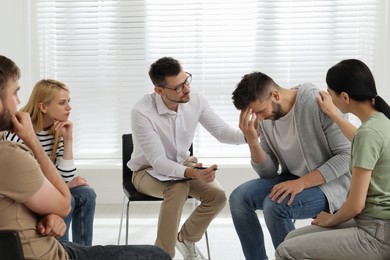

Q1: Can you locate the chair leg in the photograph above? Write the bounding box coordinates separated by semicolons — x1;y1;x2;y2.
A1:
117;195;127;245
205;230;211;260
125;200;130;245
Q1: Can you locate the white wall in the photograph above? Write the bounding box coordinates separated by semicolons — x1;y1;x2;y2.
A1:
375;0;390;102
2;0;390;204
0;0;30;99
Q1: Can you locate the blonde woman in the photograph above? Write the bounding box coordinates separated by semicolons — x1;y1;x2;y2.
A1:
2;79;96;246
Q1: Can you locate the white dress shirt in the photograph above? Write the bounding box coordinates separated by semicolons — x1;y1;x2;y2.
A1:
128;88;245;179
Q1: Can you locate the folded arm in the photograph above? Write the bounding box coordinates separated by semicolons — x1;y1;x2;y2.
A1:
12;112;71;217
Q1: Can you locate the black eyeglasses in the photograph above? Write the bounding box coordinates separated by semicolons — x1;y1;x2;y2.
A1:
163;72;192;93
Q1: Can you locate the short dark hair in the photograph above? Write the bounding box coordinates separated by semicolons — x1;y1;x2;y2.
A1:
232;71;276;110
0;55;20;102
149;57;182;87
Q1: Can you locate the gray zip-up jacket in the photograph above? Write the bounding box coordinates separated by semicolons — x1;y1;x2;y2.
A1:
251;83;351;212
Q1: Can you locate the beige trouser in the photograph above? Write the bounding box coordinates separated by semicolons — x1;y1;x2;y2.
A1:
132;157;227;257
275;215;390;260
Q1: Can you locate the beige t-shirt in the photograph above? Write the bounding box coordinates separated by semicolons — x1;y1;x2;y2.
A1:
274;105;308;176
0;141;68;259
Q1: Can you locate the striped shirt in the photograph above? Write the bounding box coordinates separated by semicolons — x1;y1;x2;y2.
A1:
2;130;76;183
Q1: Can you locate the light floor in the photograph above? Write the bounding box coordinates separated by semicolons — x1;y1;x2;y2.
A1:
91;202;311;260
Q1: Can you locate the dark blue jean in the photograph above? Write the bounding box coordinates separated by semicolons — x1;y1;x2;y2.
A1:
59;240;171;260
61;186;97;246
229;173;329;260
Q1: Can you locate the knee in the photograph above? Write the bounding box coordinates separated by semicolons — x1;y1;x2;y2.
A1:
165;182;190;200
229;185;250;212
229;186;243;206
263;196;290;219
275;243;288;260
275;240;294;260
201;186;227;211
214;189;227;210
84;187;97;204
73;187;97;208
263;196;280;217
284;229;300;240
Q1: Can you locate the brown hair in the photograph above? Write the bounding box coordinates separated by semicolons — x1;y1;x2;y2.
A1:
0;55;20;102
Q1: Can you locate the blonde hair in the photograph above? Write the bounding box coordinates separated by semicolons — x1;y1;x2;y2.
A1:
21;79;70;161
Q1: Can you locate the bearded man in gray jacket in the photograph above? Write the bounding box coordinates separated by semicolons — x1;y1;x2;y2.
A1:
229;71;351;260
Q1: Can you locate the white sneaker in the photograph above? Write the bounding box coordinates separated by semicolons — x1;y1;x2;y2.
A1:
175;239;205;260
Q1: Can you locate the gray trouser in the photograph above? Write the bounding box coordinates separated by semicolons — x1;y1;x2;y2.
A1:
275;215;390;260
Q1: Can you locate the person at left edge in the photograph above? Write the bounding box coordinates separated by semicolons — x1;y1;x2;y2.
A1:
0;54;171;260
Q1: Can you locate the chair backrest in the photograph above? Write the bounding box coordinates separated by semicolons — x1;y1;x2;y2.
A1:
122;134;139;199
122;134;165;201
0;230;24;260
122;134;193;201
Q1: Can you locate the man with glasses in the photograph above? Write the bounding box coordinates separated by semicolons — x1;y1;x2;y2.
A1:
129;57;245;260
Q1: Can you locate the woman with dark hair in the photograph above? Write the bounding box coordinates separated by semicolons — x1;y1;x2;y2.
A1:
275;59;390;260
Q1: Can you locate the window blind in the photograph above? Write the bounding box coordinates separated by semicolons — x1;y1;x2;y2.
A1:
30;0;380;159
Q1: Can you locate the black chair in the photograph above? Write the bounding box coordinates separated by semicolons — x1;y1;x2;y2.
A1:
0;230;24;260
118;134;211;259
